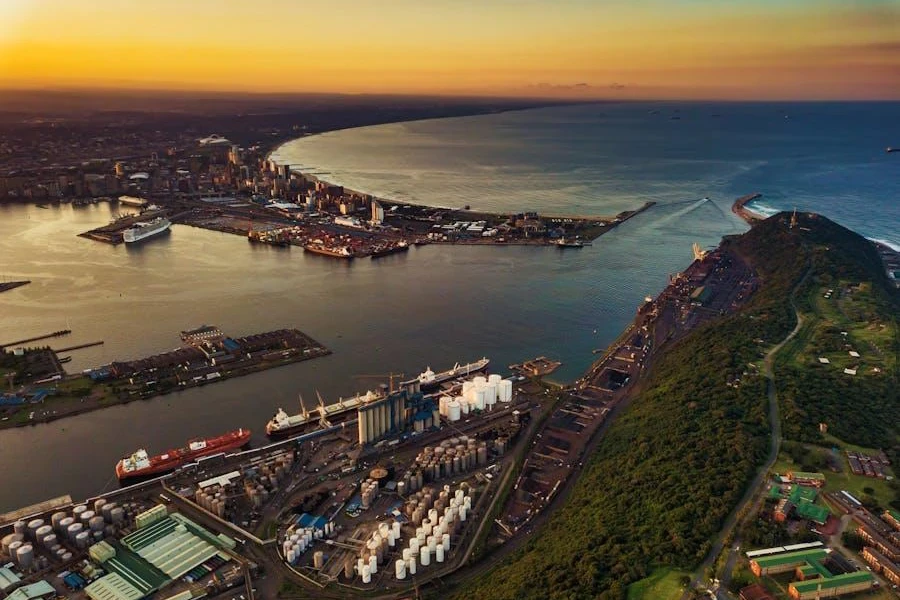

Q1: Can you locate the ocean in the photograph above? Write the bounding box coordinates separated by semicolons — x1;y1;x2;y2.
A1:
0;101;897;511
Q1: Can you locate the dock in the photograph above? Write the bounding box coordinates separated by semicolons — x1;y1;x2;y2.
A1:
0;280;30;294
0;329;71;349
509;356;562;378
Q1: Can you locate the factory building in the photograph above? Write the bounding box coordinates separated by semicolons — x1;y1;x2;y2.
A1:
6;581;56;600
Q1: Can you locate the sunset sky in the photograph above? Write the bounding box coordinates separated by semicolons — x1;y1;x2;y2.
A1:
0;0;898;99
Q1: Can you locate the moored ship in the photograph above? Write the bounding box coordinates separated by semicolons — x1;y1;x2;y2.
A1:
115;428;251;480
266;391;380;438
123;217;171;243
556;237;587;248
404;357;490;390
304;241;354;259
370;241;409;258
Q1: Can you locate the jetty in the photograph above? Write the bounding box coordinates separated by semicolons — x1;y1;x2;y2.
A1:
732;193;763;224
52;340;104;353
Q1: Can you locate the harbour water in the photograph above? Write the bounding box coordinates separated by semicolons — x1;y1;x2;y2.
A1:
1;101;898;511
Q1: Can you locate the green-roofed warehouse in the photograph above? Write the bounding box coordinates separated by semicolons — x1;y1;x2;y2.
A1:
750;549;828;576
85;573;146;600
788;571;873;599
122;514;223;580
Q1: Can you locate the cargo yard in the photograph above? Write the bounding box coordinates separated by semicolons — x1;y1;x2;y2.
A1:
0;326;329;430
0;228;766;599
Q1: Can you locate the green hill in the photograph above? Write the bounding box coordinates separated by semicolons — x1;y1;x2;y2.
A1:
455;212;899;600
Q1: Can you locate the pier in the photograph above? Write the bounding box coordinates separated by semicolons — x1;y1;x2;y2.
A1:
52;340;104;353
0;329;71;348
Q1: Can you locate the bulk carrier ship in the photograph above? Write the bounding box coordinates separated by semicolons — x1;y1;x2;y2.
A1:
115;428;251;480
303;241;354;259
265;358;490;438
123;217;171;243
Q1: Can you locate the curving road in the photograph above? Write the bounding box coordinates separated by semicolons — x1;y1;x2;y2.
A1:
682;265;811;600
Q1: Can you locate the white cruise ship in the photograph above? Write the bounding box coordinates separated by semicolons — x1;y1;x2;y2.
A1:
123;217;171;243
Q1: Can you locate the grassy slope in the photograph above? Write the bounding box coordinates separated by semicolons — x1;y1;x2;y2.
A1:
455;213;898;600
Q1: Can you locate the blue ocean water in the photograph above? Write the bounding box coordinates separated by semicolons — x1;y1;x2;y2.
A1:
274;102;900;249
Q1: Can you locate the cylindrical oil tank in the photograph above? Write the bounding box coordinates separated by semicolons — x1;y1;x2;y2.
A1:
58;517;75;534
442;533;451;551
473;375;487;387
427;536;436;553
72;505;87;518
356;558;365;575
368;554;377;575
75;531;90;549
92;531;103;541
477;444;488;466
287;549;296;564
410;538;420;555
50;512;67;531
13;521;27;536
488;373;502;385
436;544;445;563
420;545;430;566
93;498;107;513
89;516;105;532
42;534;57;548
8;541;23;562
34;525;52;540
66;522;83;541
62;551;73;562
485;383;497;408
407;556;417;575
361;564;372;584
402;548;412;562
2;534;24;554
26;519;44;540
459;506;467;522
110;508;125;525
79;510;95;524
344;559;355;579
396;558;406;579
313;550;324;569
16;544;34;568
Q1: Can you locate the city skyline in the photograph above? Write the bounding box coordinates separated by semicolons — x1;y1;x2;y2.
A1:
0;0;899;100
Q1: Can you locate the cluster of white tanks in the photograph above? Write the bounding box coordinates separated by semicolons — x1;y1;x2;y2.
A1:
2;498;133;571
281;522;334;565
241;451;295;510
394;484;472;580
352;520;403;583
411;437;492;483
359;476;383;510
439;374;513;421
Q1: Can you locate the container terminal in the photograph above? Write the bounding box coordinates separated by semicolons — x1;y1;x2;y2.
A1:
0;230;770;600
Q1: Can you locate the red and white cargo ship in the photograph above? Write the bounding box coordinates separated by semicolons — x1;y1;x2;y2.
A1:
115;428;251;480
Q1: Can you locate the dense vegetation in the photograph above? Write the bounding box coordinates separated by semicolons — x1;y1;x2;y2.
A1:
456;213;897;600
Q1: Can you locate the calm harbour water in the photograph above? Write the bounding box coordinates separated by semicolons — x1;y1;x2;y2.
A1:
1;101;897;511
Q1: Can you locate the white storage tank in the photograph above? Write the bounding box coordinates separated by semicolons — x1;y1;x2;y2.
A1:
79;510;95;524
110;508;125;525
72;505;87;518
499;379;513;402
7;541;23;562
462;381;475;395
442;533;451;552
93;498;107;513
407;556;417;575
459;398;469;414
395;558;406;579
13;521;27;536
488;373;502;385
419;545;430;566
26;519;44;541
436;544;445;563
368;554;377;575
66;522;84;541
484;383;498;408
447;400;462;422
361;564;372;584
42;533;57;548
473;376;487;387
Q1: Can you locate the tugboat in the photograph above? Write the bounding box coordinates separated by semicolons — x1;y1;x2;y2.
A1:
556;238;585;248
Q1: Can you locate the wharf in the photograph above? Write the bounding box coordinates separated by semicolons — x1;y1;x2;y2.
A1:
77;209;175;244
0;280;30;294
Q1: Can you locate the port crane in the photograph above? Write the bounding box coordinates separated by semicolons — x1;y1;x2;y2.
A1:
316;391;332;428
353;372;405;393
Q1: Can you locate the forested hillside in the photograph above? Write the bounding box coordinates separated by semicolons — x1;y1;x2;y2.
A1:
457;213;897;599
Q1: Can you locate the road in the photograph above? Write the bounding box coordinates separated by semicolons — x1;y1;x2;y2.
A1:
682;265;811;600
